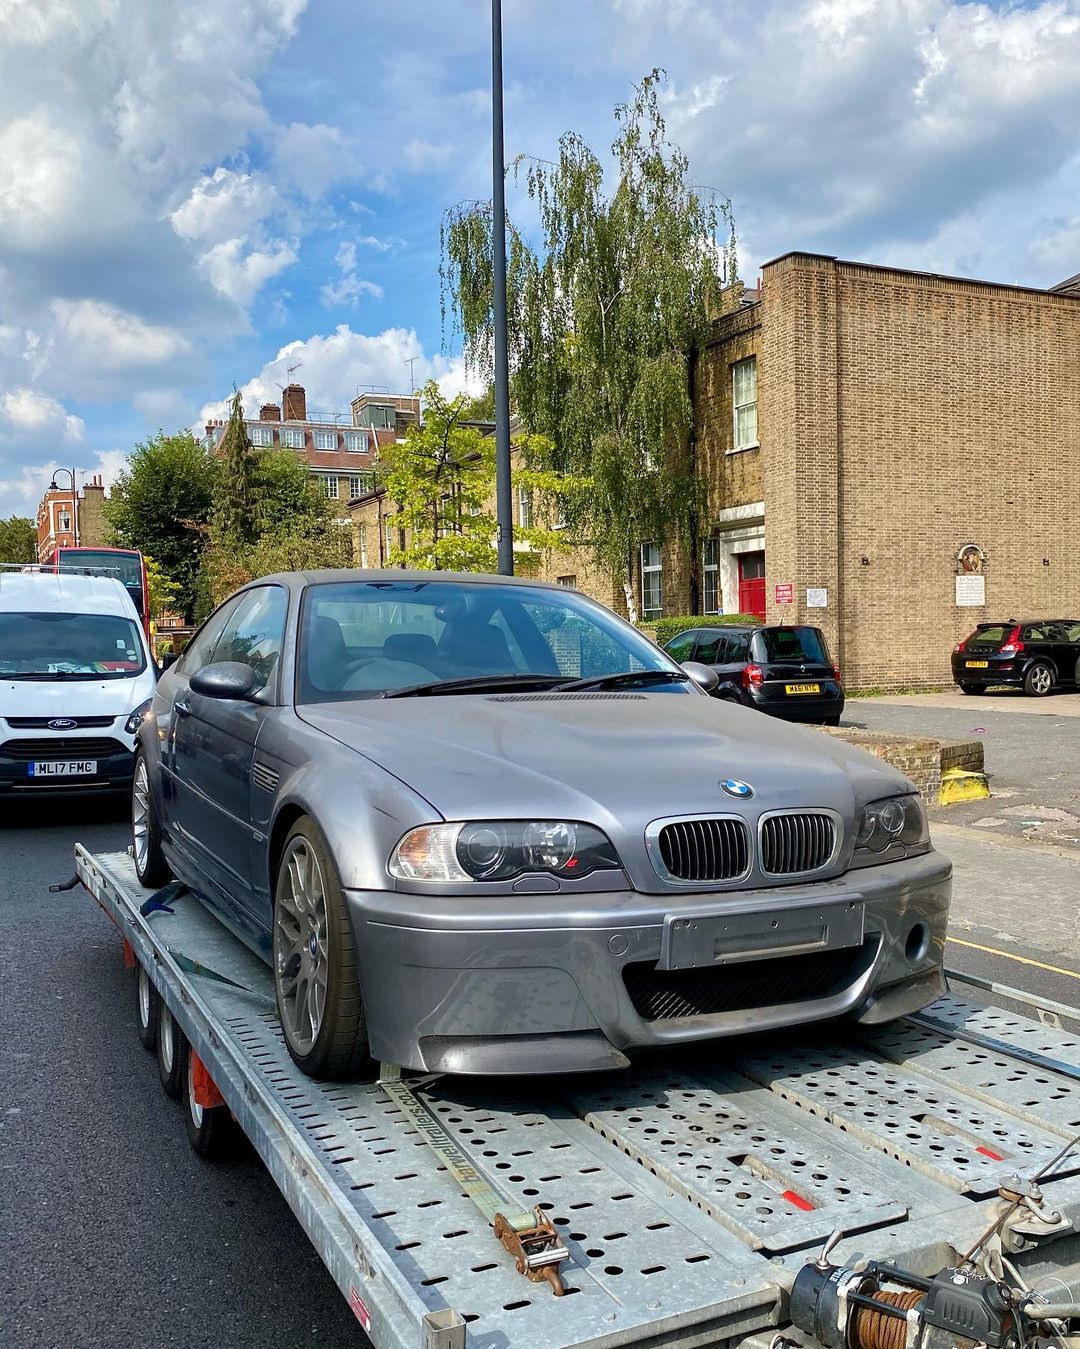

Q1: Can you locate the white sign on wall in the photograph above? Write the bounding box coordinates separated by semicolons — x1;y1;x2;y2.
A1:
806;587;828;608
955;574;986;607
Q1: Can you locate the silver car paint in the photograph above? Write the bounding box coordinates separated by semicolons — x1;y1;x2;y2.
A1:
141;568;952;1075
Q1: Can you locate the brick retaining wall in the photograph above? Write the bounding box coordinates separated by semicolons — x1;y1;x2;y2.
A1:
820;727;984;802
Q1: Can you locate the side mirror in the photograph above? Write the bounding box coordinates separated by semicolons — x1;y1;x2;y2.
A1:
681;660;720;694
159;650;179;671
189;661;261;701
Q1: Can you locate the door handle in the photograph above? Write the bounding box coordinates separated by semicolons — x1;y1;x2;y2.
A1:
175;699;191;718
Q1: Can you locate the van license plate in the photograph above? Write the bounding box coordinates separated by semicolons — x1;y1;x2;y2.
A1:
965;661;989;669
785;683;821;694
29;760;97;777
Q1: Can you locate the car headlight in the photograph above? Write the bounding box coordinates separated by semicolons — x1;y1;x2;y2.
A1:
389;821;621;883
852;794;930;865
124;698;152;736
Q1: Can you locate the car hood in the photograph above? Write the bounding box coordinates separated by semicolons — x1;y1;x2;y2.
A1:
0;673;154;722
301;693;911;889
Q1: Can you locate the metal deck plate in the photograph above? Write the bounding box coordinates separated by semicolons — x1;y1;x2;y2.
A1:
734;1038;1080;1194
918;995;1080;1070
567;1071;906;1253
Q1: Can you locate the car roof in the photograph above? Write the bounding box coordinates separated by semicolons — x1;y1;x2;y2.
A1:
0;570;136;616
249;568;574;593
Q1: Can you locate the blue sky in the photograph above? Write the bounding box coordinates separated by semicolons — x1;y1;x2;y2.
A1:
1;0;1079;518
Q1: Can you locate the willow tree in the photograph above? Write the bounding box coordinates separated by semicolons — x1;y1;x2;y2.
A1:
215;388;256;544
442;70;736;620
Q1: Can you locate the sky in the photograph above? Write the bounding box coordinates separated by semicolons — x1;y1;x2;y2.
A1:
1;0;1079;519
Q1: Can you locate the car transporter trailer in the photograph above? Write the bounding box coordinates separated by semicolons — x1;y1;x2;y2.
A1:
71;845;1080;1349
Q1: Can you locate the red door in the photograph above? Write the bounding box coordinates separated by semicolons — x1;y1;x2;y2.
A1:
738;551;766;620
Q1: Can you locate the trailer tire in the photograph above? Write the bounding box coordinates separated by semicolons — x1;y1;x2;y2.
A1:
136;962;159;1052
157;1002;184;1099
132;751;171;887
273;816;370;1081
181;1041;237;1161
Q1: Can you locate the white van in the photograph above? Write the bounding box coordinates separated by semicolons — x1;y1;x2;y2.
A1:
0;570;156;796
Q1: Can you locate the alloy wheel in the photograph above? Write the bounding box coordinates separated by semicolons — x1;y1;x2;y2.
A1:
132;757;150;873
274;838;329;1054
187;1050;204;1129
138;965;152;1028
1031;665;1051;695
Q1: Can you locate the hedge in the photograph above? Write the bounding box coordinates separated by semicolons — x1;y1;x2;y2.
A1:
640;613;760;647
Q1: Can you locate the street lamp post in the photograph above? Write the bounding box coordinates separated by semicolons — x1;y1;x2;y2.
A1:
491;0;514;576
48;467;80;550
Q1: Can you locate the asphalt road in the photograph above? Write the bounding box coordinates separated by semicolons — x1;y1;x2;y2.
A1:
3;793;1079;1349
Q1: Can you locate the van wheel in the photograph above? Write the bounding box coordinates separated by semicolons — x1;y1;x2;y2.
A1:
1024;663;1053;697
136;963;159;1051
273;818;370;1081
181;1041;237;1161
157;1003;184;1099
132;752;171;887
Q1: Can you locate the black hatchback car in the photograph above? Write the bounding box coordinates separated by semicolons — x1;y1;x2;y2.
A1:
664;623;844;724
952;619;1080;696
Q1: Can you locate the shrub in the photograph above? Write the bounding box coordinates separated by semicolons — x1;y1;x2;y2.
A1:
644;613;760;647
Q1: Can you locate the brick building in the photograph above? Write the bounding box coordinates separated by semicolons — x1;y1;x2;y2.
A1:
36;473;107;563
552;252;1080;689
202;384;418;506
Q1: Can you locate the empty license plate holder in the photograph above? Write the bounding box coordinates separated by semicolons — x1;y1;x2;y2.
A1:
659;898;865;970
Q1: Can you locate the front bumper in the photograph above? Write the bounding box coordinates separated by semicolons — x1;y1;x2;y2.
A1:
346;850;951;1074
0;740;135;796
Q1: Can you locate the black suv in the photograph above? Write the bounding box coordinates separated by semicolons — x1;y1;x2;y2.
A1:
952;619;1080;696
665;623;844;724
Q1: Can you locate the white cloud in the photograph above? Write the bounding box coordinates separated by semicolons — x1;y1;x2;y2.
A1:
199;237;298;307
132;389;193;426
0;449;129;521
1;388;85;442
402;138;454;171
169;167;282;246
319;240;384;309
272;122;356;198
51;300;190;370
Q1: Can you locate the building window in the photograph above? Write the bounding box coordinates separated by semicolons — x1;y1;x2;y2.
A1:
344;430;369;453
557;574;577;588
640;542;663;619
516;485;531;529
324;476;340;499
357;403;394;429
281;427;304;449
58;510;72;532
384;517;396;560
358;524;368;567
248;424;274;447
732;357;758;450
313;429;337;450
703;537;721;613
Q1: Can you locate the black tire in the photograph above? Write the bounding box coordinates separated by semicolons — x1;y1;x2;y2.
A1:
823;715;842;726
157;1002;185;1099
181;1040;237;1161
272;817;370;1080
136;962;159;1052
1023;662;1054;698
957;683;985;695
132;751;171;887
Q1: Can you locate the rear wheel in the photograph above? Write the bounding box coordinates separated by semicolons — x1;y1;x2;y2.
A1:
957;683;985;695
273;818;370;1080
182;1040;237;1160
157;1003;184;1098
132;752;171;887
1024;662;1053;697
136;963;159;1051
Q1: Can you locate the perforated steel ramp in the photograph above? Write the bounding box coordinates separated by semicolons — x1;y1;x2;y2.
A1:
77;847;1080;1348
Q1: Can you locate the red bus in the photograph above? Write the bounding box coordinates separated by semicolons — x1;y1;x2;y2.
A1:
56;546;151;636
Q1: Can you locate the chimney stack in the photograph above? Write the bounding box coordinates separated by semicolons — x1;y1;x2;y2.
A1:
259;402;282;422
282;384;306;421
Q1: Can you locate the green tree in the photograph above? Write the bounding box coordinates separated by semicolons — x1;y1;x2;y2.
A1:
377;381;582;572
0;516;36;565
105;433;218;621
442;70;736;620
143;554;180;623
215;388;256;544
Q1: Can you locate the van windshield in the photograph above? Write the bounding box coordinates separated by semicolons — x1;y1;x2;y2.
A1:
0;612;146;679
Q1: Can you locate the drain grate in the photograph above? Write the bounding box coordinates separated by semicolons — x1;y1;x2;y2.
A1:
568;1071;907;1253
734;1038;1079;1195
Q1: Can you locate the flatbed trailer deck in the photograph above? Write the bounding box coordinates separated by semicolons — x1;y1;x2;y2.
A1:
77;846;1080;1348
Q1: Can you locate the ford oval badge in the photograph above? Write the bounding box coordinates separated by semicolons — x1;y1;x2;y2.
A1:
720;779;754;799
48;718;78;730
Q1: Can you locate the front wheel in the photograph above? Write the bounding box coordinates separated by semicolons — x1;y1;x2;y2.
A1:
1024;662;1053;697
132;751;171;887
273;818;370;1080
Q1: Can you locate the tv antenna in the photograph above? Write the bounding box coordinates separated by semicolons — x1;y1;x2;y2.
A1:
404;356;419;393
287;362;302;382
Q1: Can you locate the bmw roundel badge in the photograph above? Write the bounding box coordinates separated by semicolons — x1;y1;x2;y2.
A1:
720;779;754;799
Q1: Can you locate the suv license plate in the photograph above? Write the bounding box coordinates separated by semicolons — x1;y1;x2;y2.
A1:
29;760;97;777
966;661;989;668
785;683;821;694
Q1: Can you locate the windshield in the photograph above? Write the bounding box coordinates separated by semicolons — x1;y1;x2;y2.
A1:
297;580;681;702
58;550;144;614
751;626;830;664
0;611;147;679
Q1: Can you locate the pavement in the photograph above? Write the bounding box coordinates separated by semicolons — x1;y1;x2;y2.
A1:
845;690;1080;848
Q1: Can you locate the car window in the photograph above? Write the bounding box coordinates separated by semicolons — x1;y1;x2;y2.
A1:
1022;625;1047;642
0;611;146;679
665;631;698;662
1062;622;1080;642
176;596;241;678
968;624;1010;647
213;586;288;692
694;631;728;664
752;626;829;663
726;632;751;661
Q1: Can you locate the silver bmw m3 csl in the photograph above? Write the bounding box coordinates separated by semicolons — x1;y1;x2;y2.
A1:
132;570;951;1080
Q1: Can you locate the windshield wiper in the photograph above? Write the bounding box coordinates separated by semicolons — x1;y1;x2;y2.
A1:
383;673;569;699
554;669;690;692
0;671;126;681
